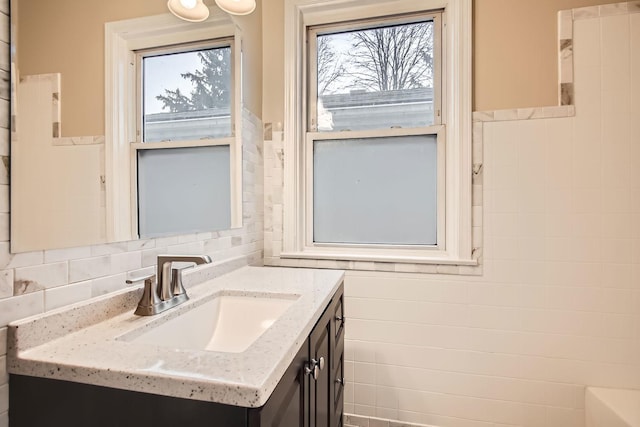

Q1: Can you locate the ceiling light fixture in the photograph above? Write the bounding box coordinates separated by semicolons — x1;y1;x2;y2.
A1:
214;0;256;15
167;0;210;22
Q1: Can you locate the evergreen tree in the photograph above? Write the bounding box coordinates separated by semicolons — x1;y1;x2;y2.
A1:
156;47;231;113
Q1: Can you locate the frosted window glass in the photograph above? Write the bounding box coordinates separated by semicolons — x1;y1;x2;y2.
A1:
313;135;437;245
137;146;231;238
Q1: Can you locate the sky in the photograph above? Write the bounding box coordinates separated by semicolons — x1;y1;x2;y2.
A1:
143;50;203;114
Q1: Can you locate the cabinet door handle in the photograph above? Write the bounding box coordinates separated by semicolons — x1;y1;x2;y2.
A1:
335;315;345;324
305;363;320;380
305;357;325;380
336;378;345;386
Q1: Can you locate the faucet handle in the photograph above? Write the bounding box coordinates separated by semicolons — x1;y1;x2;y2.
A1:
170;266;191;303
126;273;156;286
126;274;162;316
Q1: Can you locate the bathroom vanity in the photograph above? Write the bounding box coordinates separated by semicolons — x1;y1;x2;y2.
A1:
7;266;345;427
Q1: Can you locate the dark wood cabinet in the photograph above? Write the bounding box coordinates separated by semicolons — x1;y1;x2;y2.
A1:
309;291;333;427
251;280;344;427
10;282;345;427
331;292;345;427
248;341;309;427
316;286;346;427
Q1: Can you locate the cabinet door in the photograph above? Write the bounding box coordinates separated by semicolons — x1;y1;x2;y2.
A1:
309;282;345;427
249;340;309;427
331;291;345;427
309;300;333;427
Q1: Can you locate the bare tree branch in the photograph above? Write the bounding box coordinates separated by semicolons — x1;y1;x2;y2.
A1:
346;21;434;92
317;37;346;95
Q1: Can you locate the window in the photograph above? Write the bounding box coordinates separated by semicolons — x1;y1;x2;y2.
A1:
133;40;235;238
306;14;444;251
282;0;473;266
105;14;242;242
139;43;233;142
312;134;439;246
309;16;441;132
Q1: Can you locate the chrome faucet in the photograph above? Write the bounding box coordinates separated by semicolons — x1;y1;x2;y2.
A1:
126;254;212;316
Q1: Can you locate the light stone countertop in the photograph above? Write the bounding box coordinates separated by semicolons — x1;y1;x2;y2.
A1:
7;266;344;408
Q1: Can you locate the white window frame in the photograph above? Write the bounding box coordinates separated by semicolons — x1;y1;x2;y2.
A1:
305;12;445;256
135;38;236;144
306;12;443;131
282;0;474;266
105;12;242;242
131;39;235;239
305;127;446;255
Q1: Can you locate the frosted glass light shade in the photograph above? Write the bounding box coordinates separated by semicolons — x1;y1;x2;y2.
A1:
167;0;210;22
215;0;256;15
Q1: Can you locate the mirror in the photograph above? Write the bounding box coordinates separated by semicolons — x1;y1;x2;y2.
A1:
10;0;243;253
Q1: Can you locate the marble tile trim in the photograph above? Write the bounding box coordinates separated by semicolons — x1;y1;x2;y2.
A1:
262;126;484;277
573;1;640;19
18;73;105;145
264;256;480;275
559;2;639;106
475;1;640;121
472;105;576;123
558;10;574;105
21;74;61;137
263;122;273;141
53;136;105;146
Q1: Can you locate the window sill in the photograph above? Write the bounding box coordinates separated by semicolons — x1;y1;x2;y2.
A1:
279;250;478;267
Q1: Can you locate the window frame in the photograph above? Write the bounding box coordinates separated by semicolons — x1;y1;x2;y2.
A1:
305;126;446;259
306;11;443;132
104;13;243;242
304;12;445;257
134;38;236;145
130;39;236;239
282;0;474;266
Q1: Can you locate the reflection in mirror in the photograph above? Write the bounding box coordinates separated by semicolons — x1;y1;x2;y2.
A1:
137;145;231;238
10;0;242;253
142;44;233;142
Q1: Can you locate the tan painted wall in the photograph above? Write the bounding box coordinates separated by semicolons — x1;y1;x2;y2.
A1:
17;0;622;135
17;0;262;137
262;0;622;122
261;0;285;125
17;0;165;137
474;0;621;111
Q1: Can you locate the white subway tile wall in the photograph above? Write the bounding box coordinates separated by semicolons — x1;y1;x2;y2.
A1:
0;5;264;423
335;7;640;427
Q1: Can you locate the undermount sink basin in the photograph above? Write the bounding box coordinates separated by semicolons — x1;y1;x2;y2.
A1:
123;292;299;353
